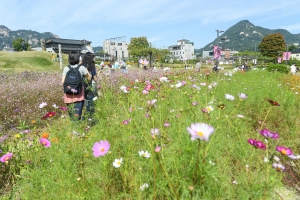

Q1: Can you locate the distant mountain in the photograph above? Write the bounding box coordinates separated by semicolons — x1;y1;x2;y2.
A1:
93;46;103;52
200;20;300;52
0;25;59;49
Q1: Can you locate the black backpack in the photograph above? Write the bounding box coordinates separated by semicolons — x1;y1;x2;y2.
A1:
63;65;83;95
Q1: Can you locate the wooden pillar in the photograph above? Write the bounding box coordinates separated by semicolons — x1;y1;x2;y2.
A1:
58;44;63;70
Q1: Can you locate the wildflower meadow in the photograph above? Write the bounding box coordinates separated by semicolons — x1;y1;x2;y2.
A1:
1;64;300;199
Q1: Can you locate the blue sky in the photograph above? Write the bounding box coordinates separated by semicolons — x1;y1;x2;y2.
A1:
1;0;300;49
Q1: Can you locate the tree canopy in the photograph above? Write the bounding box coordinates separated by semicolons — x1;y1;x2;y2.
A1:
12;38;30;51
127;37;169;65
258;33;286;58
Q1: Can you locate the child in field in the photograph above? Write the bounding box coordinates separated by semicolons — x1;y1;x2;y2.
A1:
81;52;100;121
61;51;90;121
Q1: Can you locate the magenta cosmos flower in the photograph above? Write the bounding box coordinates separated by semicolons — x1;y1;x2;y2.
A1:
276;146;298;159
39;138;51;148
0;152;13;163
247;139;266;150
260;129;279;139
92;140;110;157
187;123;215;141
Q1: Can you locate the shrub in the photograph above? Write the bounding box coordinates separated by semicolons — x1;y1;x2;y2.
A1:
267;64;289;73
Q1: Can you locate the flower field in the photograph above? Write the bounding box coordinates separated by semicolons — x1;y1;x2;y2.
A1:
1;67;300;199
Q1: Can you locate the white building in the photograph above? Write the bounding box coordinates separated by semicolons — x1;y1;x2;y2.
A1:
291;48;300;60
168;39;196;60
103;36;128;59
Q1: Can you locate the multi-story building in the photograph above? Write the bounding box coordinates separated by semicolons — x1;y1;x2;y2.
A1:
103;36;128;59
168;39;196;60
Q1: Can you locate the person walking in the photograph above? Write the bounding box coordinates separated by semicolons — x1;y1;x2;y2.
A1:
195;60;201;72
81;52;100;122
61;51;90;121
290;63;297;75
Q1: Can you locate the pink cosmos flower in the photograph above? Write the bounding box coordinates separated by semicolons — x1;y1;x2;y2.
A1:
151;128;160;138
145;84;154;91
147;99;157;105
260;129;279;139
92;140;110;157
123;120;129;125
247;139;266;150
40;138;51;148
181;81;187;85
142;90;149;94
187;123;215;141
276;146;298;159
164;122;170;127
192;102;199;106
155;146;161;153
0;152;13;163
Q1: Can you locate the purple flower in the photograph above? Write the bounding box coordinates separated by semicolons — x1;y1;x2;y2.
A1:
276;146;298;159
0;153;12;163
59;106;68;111
92;140;110;157
272;163;286;172
39;138;51;148
247;139;266;150
260;129;279;139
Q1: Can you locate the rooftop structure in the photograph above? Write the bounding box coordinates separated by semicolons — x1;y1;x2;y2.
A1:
44;38;94;54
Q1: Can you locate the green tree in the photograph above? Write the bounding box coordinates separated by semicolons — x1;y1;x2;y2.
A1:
258;33;286;59
12;38;30;51
288;44;298;52
127;37;169;66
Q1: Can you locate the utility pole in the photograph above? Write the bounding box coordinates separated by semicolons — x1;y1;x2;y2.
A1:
286;44;288;66
58;44;63;70
215;30;224;64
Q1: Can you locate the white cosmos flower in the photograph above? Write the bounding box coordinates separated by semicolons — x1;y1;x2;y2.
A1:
237;114;244;118
225;94;235;100
138;150;150;158
205;105;214;113
52;104;59;109
272;163;285;172
175;82;182;88
39;102;47;108
239;93;248;100
273;155;280;162
113;158;123;168
93;97;98;101
140;183;149;191
187;123;215;141
159;77;169;82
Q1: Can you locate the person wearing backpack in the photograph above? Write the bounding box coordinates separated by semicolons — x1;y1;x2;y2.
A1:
81;52;99;121
61;51;90;121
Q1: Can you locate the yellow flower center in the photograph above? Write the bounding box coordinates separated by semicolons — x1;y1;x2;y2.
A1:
117;161;121;165
197;131;204;137
276;167;281;171
42;142;47;145
4;157;9;161
281;150;287;155
100;148;105;152
206;107;211;112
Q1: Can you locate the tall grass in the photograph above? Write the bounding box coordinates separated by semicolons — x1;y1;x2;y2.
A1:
1;68;300;199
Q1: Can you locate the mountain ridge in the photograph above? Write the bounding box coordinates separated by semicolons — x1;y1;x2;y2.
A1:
0;25;59;49
200;20;300;52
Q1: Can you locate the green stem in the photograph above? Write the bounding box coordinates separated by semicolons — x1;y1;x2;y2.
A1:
260;106;273;130
157;154;179;199
193;140;201;185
